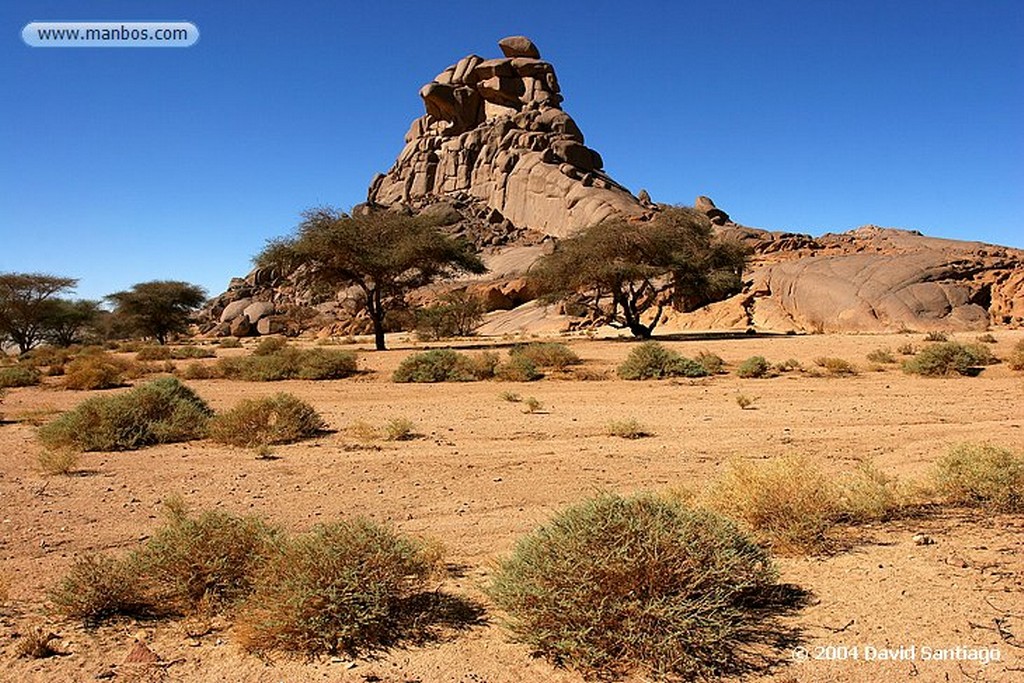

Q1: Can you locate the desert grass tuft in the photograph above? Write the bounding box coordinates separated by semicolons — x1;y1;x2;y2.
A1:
701;455;840;554
605;418;650;439
933;443;1023;512
49;554;152;624
1008;340;1024;372
522;396;543;414
384;417;416;441
37;449;80;476
14;626;61;659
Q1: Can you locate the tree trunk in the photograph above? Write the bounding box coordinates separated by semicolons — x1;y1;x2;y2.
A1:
628;322;652;339
370;289;387;351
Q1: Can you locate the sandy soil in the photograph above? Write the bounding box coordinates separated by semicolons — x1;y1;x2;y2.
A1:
1;331;1022;682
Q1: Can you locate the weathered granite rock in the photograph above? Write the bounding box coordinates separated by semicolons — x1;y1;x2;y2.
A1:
369;36;646;237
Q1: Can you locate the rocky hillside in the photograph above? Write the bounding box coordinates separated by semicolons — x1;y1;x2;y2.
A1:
200;36;1022;338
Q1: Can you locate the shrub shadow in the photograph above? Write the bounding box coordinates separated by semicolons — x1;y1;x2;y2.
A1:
719;582;814;677
389;590;488;649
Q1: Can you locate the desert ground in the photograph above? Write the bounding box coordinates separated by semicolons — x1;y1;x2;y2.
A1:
1;330;1022;682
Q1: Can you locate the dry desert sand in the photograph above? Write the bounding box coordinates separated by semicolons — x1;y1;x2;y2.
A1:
1;331;1022;682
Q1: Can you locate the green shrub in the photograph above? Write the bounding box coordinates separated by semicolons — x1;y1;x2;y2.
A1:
902;342;995;377
414;290;484;340
293;348;358;380
172;346;216;360
216;348;357;381
487;493;779;680
38;377;212;451
253;337;289;356
1008;340;1024;371
217;337;242;348
49;554;151;624
736;356;772;379
617;342;708;380
208;393;325;448
0;365;41;388
392;349;496;383
509;342;581;370
495;355;542;381
235;519;440;655
933;444;1023;512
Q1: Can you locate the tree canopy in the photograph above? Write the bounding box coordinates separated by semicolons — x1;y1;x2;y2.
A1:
0;272;78;353
106;281;207;345
529;206;748;338
257;208;486;350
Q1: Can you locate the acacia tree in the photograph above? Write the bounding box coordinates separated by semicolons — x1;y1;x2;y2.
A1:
529;206;748;338
0;272;78;354
106;281;207;345
257;208;486;350
44;299;102;347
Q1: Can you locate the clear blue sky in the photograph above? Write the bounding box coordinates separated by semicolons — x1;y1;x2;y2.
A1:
2;0;1021;302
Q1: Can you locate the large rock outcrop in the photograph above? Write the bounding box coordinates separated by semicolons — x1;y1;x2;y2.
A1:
367;35;646;236
663;222;1024;333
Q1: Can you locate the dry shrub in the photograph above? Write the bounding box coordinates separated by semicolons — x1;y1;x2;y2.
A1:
866;348;896;364
136;345;172;361
923;330;949;342
976;333;997;344
509;342;580;370
735;393;757;410
495;354;541;381
522;396;542;413
703;455;840;554
14;626;61;659
933;443;1023;512
605;418;650;439
896;342;917;355
486;493;780;681
38;377;212;451
0;365;42;388
64;351;138;390
813;357;858;376
617;342;708;380
177;361;220;380
136;501;280;614
837;461;916;523
49;554;152;624
902;341;995;377
37;449;79;476
735;356;772;379
217;337;242;348
51;502;279;624
392;349;496;383
172;346;216;359
235;519;440;656
695;350;726;374
208;393;325;448
1008;340;1024;371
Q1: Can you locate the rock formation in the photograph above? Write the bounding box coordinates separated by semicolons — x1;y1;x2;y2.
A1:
663;221;1024;333
199;36;1022;338
366;35;646;236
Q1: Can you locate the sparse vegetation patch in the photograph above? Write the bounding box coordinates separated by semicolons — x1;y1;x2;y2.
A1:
933;443;1023;512
208;393;326;448
617;342;709;380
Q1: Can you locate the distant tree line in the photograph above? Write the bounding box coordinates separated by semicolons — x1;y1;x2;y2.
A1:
0;273;206;353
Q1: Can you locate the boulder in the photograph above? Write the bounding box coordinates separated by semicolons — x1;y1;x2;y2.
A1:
498;35;541;59
219;298;252;323
243;301;275;324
